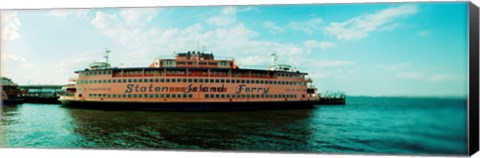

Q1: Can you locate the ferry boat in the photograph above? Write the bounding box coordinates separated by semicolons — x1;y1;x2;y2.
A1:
59;49;345;110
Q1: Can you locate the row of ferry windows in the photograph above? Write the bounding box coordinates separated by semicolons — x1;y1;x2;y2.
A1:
90;93;193;99
78;78;307;85
80;70;302;78
204;94;297;99
88;93;297;99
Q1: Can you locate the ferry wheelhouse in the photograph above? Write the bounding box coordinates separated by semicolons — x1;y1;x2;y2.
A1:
59;49;340;110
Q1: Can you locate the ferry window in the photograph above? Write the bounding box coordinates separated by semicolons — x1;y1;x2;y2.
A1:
220;79;224;83
128;79;132;83
226;79;230;83
123;79;126;83
93;80;97;84
183;94;187;98
122;94;126;98
236;94;240;98
215;79;219;83
188;79;193;82
144;94;148;98
207;79;212;83
194;79;198;83
150;94;154;98
155;94;159;98
133;94;137;98
103;94;106;97
133;79;137;82
172;79;176;83
107;94;111;98
205;79;209;83
103;80;106;83
221;94;225;98
160;94;165;98
215;94;220;98
172;94;176;98
144;79;148;82
247;94;251;98
231;94;235;98
205;94;209;98
166;94;170;98
255;80;259;84
188;94;192;98
128;94;132;98
241;80;245;83
210;94;214;98
199;79;203;83
166;79;170;82
246;80;250;84
177;94;182;98
161;79;165;82
89;94;92;97
112;94;116;98
226;94;230;98
108;80;111;83
236;79;240;83
256;94;260;98
231;79;235;83
150;79;154;82
155;79;159;82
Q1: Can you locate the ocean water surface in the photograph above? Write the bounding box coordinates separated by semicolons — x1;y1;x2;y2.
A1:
0;97;467;155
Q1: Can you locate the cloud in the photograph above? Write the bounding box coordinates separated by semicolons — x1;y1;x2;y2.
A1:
241;6;261;13
377;63;410;71
119;8;160;27
417;30;430;37
91;12;122;29
48;9;89;18
1;11;21;40
324;5;418;40
314;60;354;68
263;21;286;34
303;40;336;50
289;18;323;35
428;73;455;82
205;6;236;26
89;8;352;84
396;72;423;79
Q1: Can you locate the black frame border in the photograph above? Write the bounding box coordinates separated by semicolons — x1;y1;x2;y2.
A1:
469;1;479;156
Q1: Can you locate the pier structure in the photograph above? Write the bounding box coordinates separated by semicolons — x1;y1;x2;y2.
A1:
19;85;63;103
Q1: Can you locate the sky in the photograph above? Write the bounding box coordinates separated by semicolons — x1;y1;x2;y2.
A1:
0;2;470;97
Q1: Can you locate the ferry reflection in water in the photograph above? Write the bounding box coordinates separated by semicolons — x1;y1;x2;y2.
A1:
66;107;316;150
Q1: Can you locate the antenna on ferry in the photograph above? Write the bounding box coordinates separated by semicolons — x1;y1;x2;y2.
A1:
271;52;278;66
104;48;111;64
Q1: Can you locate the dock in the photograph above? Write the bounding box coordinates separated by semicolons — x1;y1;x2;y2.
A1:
19;85;63;103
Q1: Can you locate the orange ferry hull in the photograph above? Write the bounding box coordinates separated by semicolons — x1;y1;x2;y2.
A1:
60;100;324;111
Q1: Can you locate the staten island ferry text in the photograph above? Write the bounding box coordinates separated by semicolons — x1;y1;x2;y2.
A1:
124;84;270;94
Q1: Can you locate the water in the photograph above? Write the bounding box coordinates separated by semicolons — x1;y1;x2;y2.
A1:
0;97;467;156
